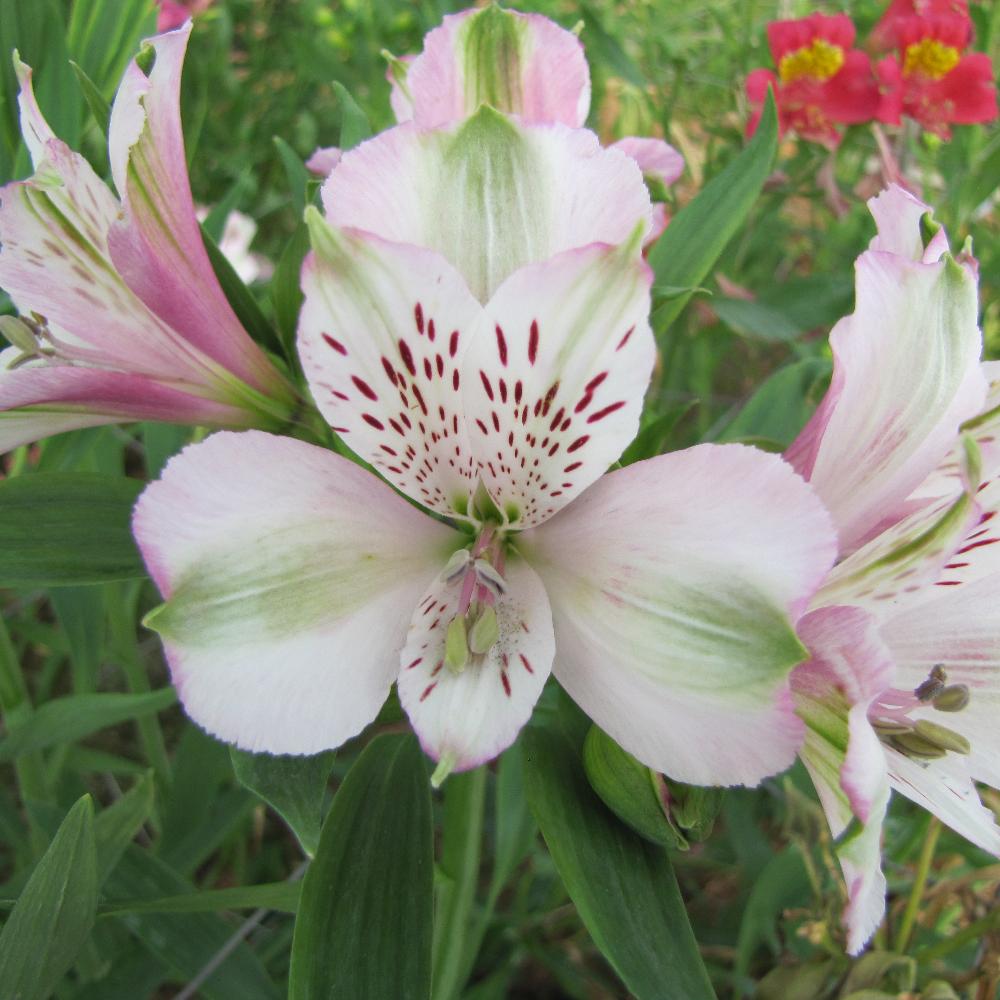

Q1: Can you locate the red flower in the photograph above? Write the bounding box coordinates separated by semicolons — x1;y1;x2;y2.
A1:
878;14;998;137
746;13;881;147
870;0;971;50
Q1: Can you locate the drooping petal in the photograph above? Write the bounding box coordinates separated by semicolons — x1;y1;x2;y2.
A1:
608;136;684;187
792;606;894;954
518;443;838;786
391;7;590;129
298;213;481;518
133;430;456;754
107;23;287;396
786;187;985;553
322;108;652;301
305;145;342;176
397;556;554;775
462;243;654;528
0;364;253;454
887;750;1000;856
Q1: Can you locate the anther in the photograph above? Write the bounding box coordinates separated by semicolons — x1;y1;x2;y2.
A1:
913;720;970;755
441;548;472;584
889;731;947;760
444;616;469;675
932;684;970;713
474;559;506;599
468;607;499;656
915;664;948;701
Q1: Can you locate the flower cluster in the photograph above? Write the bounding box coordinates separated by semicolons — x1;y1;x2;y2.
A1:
747;2;997;145
1;4;997;960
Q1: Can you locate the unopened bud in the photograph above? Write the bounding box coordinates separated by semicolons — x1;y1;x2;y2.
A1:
444;616;469;675
932;684;970;713
665;780;724;842
583;725;688;849
468;606;499;655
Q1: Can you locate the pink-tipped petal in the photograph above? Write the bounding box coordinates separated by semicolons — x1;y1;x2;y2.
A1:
0;364;252;453
322;111;651;302
518;444;838;786
787;189;985;552
305;145;343;176
298;215;481;518
394;8;590;128
133;430;456;755
107;23;286;395
397;556;554;773
609;136;684;187
792;606;895;954
463;243;654;528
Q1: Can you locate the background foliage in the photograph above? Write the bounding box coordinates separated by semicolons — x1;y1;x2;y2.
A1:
0;0;998;997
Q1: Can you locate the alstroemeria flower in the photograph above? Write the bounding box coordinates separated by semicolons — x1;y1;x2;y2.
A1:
0;24;296;453
877;15;997;137
746;13;882;147
134;107;836;787
870;0;971;51
786;186;1000;953
310;6;683;234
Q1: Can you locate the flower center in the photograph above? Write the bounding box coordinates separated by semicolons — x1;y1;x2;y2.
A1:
442;526;508;674
778;39;845;83
869;664;972;761
903;39;960;79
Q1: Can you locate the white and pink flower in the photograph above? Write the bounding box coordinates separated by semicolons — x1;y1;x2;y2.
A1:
787;185;1000;952
0;24;296;453
134;100;835;787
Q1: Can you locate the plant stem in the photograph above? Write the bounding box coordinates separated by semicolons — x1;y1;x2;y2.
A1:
896;816;942;952
915;906;1000;964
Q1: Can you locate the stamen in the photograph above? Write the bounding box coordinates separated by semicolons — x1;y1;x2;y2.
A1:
468;607;499;655
932;684;970;712
444;616;469;675
441;548;472;584
474;558;507;599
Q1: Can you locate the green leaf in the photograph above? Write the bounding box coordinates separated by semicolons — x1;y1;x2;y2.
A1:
231;747;334;857
274;136;310;218
333;80;372;150
619;400;695;465
0;688;176;761
523;726;715;1000
94;772;156;886
201;223;284;356
647;92;778;334
0;473;145;585
710;296;802;342
50;584;106;692
271;222;311;359
0;795;98;1000
289;734;433;1000
718;356;831;448
70;59;111;137
101;881;301;916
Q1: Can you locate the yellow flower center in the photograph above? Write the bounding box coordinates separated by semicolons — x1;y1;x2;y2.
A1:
903;38;960;79
778;39;845;83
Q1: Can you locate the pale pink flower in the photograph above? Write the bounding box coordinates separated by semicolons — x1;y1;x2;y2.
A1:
0;25;296;453
134;105;835;786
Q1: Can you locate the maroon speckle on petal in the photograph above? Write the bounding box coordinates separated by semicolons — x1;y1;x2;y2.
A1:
616;326;635;350
501;672;512;697
381;357;399;386
449;330;460;357
528;320;539;364
398;339;416;376
567;435;590;453
453;369;460;391
414;303;425;334
352;375;378;401
427;318;436;341
420;682;437;702
362;414;385;430
587;400;626;423
322;333;347;354
480;371;495;401
520;653;534;673
564;461;583;472
496;325;508;366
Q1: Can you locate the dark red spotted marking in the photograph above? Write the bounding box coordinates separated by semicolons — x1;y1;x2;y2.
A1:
362;414;385;430
398;339;416;376
500;672;511;697
322;333;347;354
381;357;399;386
449;330;460;357
480;371;495;401
352;375;377;401
427;318;436;341
520;653;534;674
616;325;635;351
453;369;460;390
567;435;590;453
496;325;508;366
528;320;539;364
564;461;582;472
588;400;626;423
414;302;425;334
420;682;437;702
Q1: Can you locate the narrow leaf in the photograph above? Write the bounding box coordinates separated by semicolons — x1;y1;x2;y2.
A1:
0;795;98;1000
0;473;144;585
94;771;156;886
69;59;110;136
273;136;310;218
101;880;301;916
289;734;433;1000
230;747;334;857
0;688;176;761
333;81;372;150
647;92;778;333
523;726;715;1000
